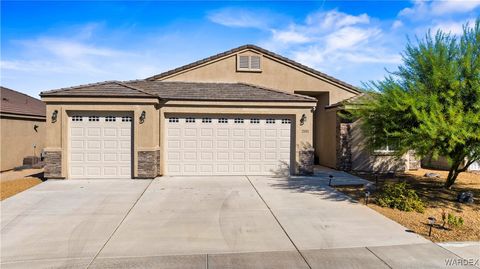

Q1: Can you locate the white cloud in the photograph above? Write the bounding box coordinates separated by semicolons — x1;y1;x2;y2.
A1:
431;18;476;35
272;27;310;43
399;0;480;17
207;8;274;29
392;20;404;29
0;24;179;96
259;9;401;76
431;0;480;15
306;10;370;30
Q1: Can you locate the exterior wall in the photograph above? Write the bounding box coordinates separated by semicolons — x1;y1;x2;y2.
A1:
0;117;45;171
159;100;315;175
422;156;450;170
336;116;419;172
155;49;359;167
42;97;314;178
42;97;160;179
157;50;357;103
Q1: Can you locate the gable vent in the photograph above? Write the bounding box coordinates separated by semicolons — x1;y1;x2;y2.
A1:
239;56;250;69
250;55;261;69
237;54;262;72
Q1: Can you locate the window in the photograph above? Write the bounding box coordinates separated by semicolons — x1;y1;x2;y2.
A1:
202;118;212;123
234;118;244;124
266;119;275;124
122;116;132;122
105;116;116;122
169;117;179;123
374;138;399;154
237;55;262;71
250;118;260;124
72;116;82;122
218;118;228;123
88;116;99;122
186;117;195;123
281;119;291;124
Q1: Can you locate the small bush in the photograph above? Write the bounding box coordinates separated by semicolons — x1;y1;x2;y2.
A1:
442;212;464;228
377;182;425;213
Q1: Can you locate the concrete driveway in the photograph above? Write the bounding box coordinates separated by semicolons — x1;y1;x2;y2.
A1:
1;176;477;268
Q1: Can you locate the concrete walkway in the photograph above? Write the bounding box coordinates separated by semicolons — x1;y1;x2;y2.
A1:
1;176;477;268
313;166;371;186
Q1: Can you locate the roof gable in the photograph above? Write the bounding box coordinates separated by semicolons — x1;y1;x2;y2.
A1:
146;44;360;94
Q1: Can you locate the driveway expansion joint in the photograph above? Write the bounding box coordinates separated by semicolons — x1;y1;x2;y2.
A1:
85;179;154;268
245;176;313;269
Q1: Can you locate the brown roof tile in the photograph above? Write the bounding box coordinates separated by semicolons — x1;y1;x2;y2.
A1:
125;80;317;102
146;44;361;94
1;87;46;117
41;80;316;102
40;81;156;98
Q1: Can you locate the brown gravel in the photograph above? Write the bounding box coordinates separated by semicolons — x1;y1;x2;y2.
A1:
336;168;480;242
1;175;44;201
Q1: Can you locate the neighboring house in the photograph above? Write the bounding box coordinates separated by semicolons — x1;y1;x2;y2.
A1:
0;87;46;171
40;44;413;179
422;156;480;172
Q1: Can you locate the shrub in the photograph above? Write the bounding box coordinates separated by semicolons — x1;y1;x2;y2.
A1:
377;182;425;213
442;212;464;228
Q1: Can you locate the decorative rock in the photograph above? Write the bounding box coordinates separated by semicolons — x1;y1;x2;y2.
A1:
457;191;474;203
424;172;440;178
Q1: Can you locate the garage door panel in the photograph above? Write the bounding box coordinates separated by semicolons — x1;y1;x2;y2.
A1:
184;140;196;149
184;128;197;136
217;151;229;160
103;153;118;161
69;114;132;179
120;128;131;137
71;127;84;137
87;140;101;149
166;115;291;176
200;152;214;161
200;140;213;149
87;128;102;137
103;128;117;137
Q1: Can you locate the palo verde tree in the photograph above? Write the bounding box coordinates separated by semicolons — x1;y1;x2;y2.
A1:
350;19;480;189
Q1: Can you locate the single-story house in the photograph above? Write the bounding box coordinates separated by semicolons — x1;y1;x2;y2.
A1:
40;45;416;179
1;86;46;171
422;156;479;172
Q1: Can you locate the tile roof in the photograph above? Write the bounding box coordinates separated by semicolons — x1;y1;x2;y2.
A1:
125;80;316;102
325;93;368;109
41;80;316;102
146;44;360;94
40;81;156;98
1;87;46;117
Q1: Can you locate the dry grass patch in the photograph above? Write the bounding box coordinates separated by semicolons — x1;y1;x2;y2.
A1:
336;168;480;242
1;172;45;201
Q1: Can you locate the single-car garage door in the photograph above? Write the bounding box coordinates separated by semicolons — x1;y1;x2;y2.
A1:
69;113;132;179
165;115;292;176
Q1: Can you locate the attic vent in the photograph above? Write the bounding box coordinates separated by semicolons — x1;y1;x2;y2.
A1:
250;56;261;69
239;56;249;69
237;54;262;72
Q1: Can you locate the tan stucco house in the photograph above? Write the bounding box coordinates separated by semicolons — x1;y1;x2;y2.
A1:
40;45;413;179
1;87;46;171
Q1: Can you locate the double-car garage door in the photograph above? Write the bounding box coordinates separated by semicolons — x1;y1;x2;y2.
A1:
69;113;292;178
165;115;292;176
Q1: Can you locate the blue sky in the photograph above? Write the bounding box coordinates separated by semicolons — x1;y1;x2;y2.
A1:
1;1;479;98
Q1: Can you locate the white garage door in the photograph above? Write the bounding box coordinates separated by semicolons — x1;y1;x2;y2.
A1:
165;115;292;176
69;113;132;179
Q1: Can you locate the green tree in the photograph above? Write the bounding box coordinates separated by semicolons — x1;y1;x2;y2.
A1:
350;20;480;189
